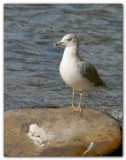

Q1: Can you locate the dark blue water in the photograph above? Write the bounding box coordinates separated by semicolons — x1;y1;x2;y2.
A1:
4;4;123;123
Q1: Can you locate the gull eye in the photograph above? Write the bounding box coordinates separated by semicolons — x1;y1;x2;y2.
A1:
67;38;72;41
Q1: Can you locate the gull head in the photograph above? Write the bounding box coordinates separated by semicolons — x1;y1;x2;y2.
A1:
54;33;79;47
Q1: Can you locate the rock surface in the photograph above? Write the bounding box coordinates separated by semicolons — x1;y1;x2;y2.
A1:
4;107;122;157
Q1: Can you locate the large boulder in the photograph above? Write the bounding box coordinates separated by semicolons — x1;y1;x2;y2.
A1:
4;107;122;156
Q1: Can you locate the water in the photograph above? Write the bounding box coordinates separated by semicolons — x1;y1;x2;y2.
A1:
4;4;123;123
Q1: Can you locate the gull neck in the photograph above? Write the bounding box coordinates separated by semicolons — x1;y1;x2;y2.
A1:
63;46;79;60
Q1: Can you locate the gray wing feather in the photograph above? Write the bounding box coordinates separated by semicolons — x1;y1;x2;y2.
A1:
78;60;107;87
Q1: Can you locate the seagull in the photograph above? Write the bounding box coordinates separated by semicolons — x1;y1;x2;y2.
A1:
54;33;107;112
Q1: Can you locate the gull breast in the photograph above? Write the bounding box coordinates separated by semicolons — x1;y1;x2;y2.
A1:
59;58;94;91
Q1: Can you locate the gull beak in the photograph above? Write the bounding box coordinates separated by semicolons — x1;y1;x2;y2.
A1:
54;41;64;47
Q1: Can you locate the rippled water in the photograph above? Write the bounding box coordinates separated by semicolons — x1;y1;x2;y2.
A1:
4;4;123;123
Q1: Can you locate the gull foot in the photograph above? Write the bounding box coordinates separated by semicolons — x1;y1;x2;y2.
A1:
75;106;82;113
72;105;75;112
71;105;82;113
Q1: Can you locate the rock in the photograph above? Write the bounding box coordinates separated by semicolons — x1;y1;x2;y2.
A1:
4;107;122;157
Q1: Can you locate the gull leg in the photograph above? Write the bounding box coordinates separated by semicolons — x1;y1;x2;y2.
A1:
72;89;75;111
76;92;83;112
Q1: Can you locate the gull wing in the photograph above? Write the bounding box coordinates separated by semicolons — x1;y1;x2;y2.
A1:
78;60;107;87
